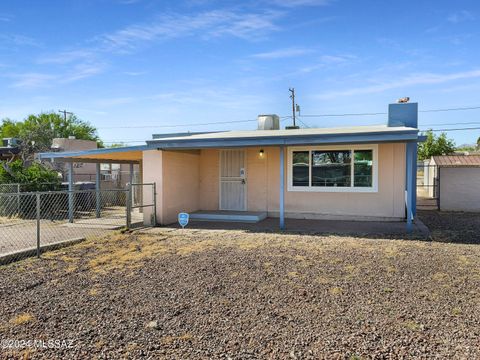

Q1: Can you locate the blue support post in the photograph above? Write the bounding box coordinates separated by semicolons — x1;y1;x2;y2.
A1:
279;146;285;230
95;163;101;218
405;143;415;232
68;162;74;223
412;142;418;217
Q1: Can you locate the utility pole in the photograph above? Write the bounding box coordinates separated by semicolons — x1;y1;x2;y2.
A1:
289;88;296;127
58;109;73;122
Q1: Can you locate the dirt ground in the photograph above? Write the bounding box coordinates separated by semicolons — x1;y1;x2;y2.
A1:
1;227;480;359
418;210;480;244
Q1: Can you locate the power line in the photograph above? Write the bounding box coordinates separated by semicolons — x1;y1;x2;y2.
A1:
420;121;480;127
97;116;292;130
421;126;480;132
420;106;480;113
98;118;256;130
300;112;386;117
91;105;480;130
299;105;480;118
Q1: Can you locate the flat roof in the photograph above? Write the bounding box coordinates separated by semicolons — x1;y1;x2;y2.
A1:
147;124;419;149
38;124;420;163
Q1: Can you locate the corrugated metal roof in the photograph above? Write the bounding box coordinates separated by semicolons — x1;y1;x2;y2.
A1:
432;155;480;167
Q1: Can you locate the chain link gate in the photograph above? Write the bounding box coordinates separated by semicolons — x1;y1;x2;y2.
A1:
128;183;157;228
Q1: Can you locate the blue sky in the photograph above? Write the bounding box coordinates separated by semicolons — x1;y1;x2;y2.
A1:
1;0;479;146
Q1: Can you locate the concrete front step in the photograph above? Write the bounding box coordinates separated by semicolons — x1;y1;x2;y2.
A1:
190;211;267;223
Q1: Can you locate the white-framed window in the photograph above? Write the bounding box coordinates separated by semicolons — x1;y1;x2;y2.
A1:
287;144;378;192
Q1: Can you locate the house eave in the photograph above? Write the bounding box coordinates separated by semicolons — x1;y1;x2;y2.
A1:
147;131;420;150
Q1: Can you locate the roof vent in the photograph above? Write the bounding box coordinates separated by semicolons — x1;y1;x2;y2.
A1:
257;114;280;130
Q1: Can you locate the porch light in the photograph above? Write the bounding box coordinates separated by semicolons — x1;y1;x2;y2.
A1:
259;149;265;158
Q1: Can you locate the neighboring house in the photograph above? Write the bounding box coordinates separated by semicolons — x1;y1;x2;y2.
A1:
39;102;422;231
0;138;21;161
51;137;98;181
50;137;138;188
428;155;480;212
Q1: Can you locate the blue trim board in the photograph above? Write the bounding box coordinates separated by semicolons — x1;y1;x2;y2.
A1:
148;132;420;150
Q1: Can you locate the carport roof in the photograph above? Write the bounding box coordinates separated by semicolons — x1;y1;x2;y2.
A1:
38;145;149;163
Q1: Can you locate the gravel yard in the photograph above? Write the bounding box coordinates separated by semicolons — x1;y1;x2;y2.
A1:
418;210;480;244
1;227;480;358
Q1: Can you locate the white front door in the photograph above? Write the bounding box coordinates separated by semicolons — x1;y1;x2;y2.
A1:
220;149;246;211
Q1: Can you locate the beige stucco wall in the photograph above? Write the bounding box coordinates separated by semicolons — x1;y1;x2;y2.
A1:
440;167;480;212
144;143;407;224
199;149;219;210
143;149;201;225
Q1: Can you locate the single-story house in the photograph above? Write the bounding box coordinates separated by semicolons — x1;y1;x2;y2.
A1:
39;102;423;231
427;155;480;212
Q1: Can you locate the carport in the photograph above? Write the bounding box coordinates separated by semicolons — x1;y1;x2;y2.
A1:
39;145;151;226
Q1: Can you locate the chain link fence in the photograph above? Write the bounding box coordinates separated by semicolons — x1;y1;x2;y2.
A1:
0;183;156;265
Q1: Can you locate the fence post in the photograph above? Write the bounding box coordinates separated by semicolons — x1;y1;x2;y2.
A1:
17;184;20;215
95;163;101;218
126;183;132;229
68;162;74;223
36;193;41;258
152;183;157;226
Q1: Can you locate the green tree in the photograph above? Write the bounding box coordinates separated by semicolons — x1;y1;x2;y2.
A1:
418;130;456;160
0;112;101;161
0;159;60;191
477;136;480;150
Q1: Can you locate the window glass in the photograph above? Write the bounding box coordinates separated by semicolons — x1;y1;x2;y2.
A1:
292;151;309;186
311;151;351;187
354;150;373;187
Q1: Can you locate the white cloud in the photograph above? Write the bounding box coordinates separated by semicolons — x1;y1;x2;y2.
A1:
0;34;40;47
8;63;104;89
123;71;147;76
149;87;265;109
94;97;137;107
97;10;282;52
38;49;95;64
447;10;475;23
0;14;12;22
10;73;57;89
296;54;355;74
317;69;480;99
251;47;313;59
61;63;105;83
268;0;331;7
